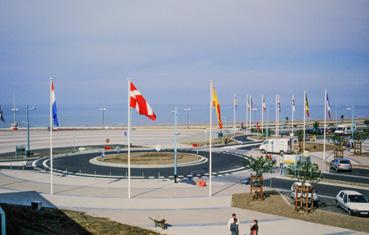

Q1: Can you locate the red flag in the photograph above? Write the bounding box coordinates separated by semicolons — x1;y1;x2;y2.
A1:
129;81;156;120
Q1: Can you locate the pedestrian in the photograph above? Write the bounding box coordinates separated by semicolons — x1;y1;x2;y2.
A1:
230;217;239;235
227;213;239;229
250;219;258;235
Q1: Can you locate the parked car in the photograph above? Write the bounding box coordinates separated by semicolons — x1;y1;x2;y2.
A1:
336;190;369;216
330;158;352;172
290;182;319;206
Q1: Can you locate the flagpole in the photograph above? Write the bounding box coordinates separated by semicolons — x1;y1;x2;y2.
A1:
49;78;53;194
249;96;252;131
292;95;294;136
127;79;131;199
261;95;264;136
303;91;306;153
209;80;213;197
245;95;248;134
233;95;236;132
275;96;278;136
323;89;327;168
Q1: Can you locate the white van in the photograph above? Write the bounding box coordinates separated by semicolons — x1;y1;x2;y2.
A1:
335;124;356;135
259;137;299;154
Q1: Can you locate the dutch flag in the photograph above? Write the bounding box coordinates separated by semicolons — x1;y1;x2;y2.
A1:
51;80;59;127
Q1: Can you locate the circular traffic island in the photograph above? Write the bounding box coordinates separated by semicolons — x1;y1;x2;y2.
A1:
97;152;201;166
33;149;248;179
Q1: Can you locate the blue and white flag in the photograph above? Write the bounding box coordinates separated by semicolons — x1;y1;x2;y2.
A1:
0;105;5;122
51;80;59;126
276;95;281;113
326;92;332;119
292;95;296;113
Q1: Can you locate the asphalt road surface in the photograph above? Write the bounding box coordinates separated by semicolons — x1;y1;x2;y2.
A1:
266;177;369;215
34;149;247;178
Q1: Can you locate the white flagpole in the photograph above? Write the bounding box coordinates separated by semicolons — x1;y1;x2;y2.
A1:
261;95;264;135
245;95;248;133
275;96;278;136
233;95;236;131
49;78;53;194
323;89;327;167
249;96;252;131
303;91;306;153
292;95;294;136
127;80;131;199
209;80;213;197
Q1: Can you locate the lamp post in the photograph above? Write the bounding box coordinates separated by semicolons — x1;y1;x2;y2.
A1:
11;96;19;130
99;107;107;128
25;105;36;158
184;107;191;129
172;107;178;183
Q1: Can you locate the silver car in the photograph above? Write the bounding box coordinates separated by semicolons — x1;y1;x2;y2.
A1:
330;158;352;172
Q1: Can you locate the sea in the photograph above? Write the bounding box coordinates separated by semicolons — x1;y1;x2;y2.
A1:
0;103;368;128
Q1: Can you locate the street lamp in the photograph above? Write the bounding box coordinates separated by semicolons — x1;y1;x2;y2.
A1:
172;107;178;183
99;107;107;128
25;105;36;158
11;96;19;130
346;105;355;141
184;107;191;129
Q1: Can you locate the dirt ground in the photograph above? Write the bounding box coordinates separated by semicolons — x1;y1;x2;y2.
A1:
232;191;369;233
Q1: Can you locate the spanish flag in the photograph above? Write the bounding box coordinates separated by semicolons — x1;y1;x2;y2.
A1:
305;92;310;118
212;85;223;129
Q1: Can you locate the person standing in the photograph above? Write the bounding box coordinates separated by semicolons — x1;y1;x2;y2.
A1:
250;219;258;235
227;213;239;229
230;218;239;235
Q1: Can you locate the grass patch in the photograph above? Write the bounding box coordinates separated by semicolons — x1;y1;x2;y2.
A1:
99;152;200;165
304;142;335;152
232;191;369;233
1;203;162;235
180;138;238;146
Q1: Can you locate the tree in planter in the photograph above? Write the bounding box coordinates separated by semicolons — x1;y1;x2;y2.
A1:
289;160;322;212
363;120;369;139
294;160;322;184
296;130;304;142
246;156;274;200
313;121;320;134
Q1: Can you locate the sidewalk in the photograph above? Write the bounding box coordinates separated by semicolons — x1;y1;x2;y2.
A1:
0;169;366;235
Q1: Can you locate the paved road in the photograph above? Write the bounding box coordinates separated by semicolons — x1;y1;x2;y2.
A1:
323;172;369;185
328;167;369;177
33;149;247;178
265;177;369;198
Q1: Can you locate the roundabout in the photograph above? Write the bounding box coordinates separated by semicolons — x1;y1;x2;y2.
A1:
32;149;248;179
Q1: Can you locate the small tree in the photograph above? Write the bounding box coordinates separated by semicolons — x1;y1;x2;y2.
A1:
364;119;369;127
246;156;274;200
247;156;274;177
294;160;322;184
313;121;319;134
289;160;322;213
296;130;304;142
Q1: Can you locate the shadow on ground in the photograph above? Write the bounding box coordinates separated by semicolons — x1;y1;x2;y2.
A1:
0;191;91;234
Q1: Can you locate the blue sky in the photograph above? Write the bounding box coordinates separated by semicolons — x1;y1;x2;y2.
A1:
1;0;368;107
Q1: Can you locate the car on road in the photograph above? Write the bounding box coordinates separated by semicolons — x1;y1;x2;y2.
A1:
336;190;369;216
330;158;352;172
290;182;319;206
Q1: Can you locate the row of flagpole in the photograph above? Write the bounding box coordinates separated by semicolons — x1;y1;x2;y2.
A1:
48;79;332;198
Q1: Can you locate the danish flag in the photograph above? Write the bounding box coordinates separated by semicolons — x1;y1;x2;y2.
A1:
129;81;156;121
